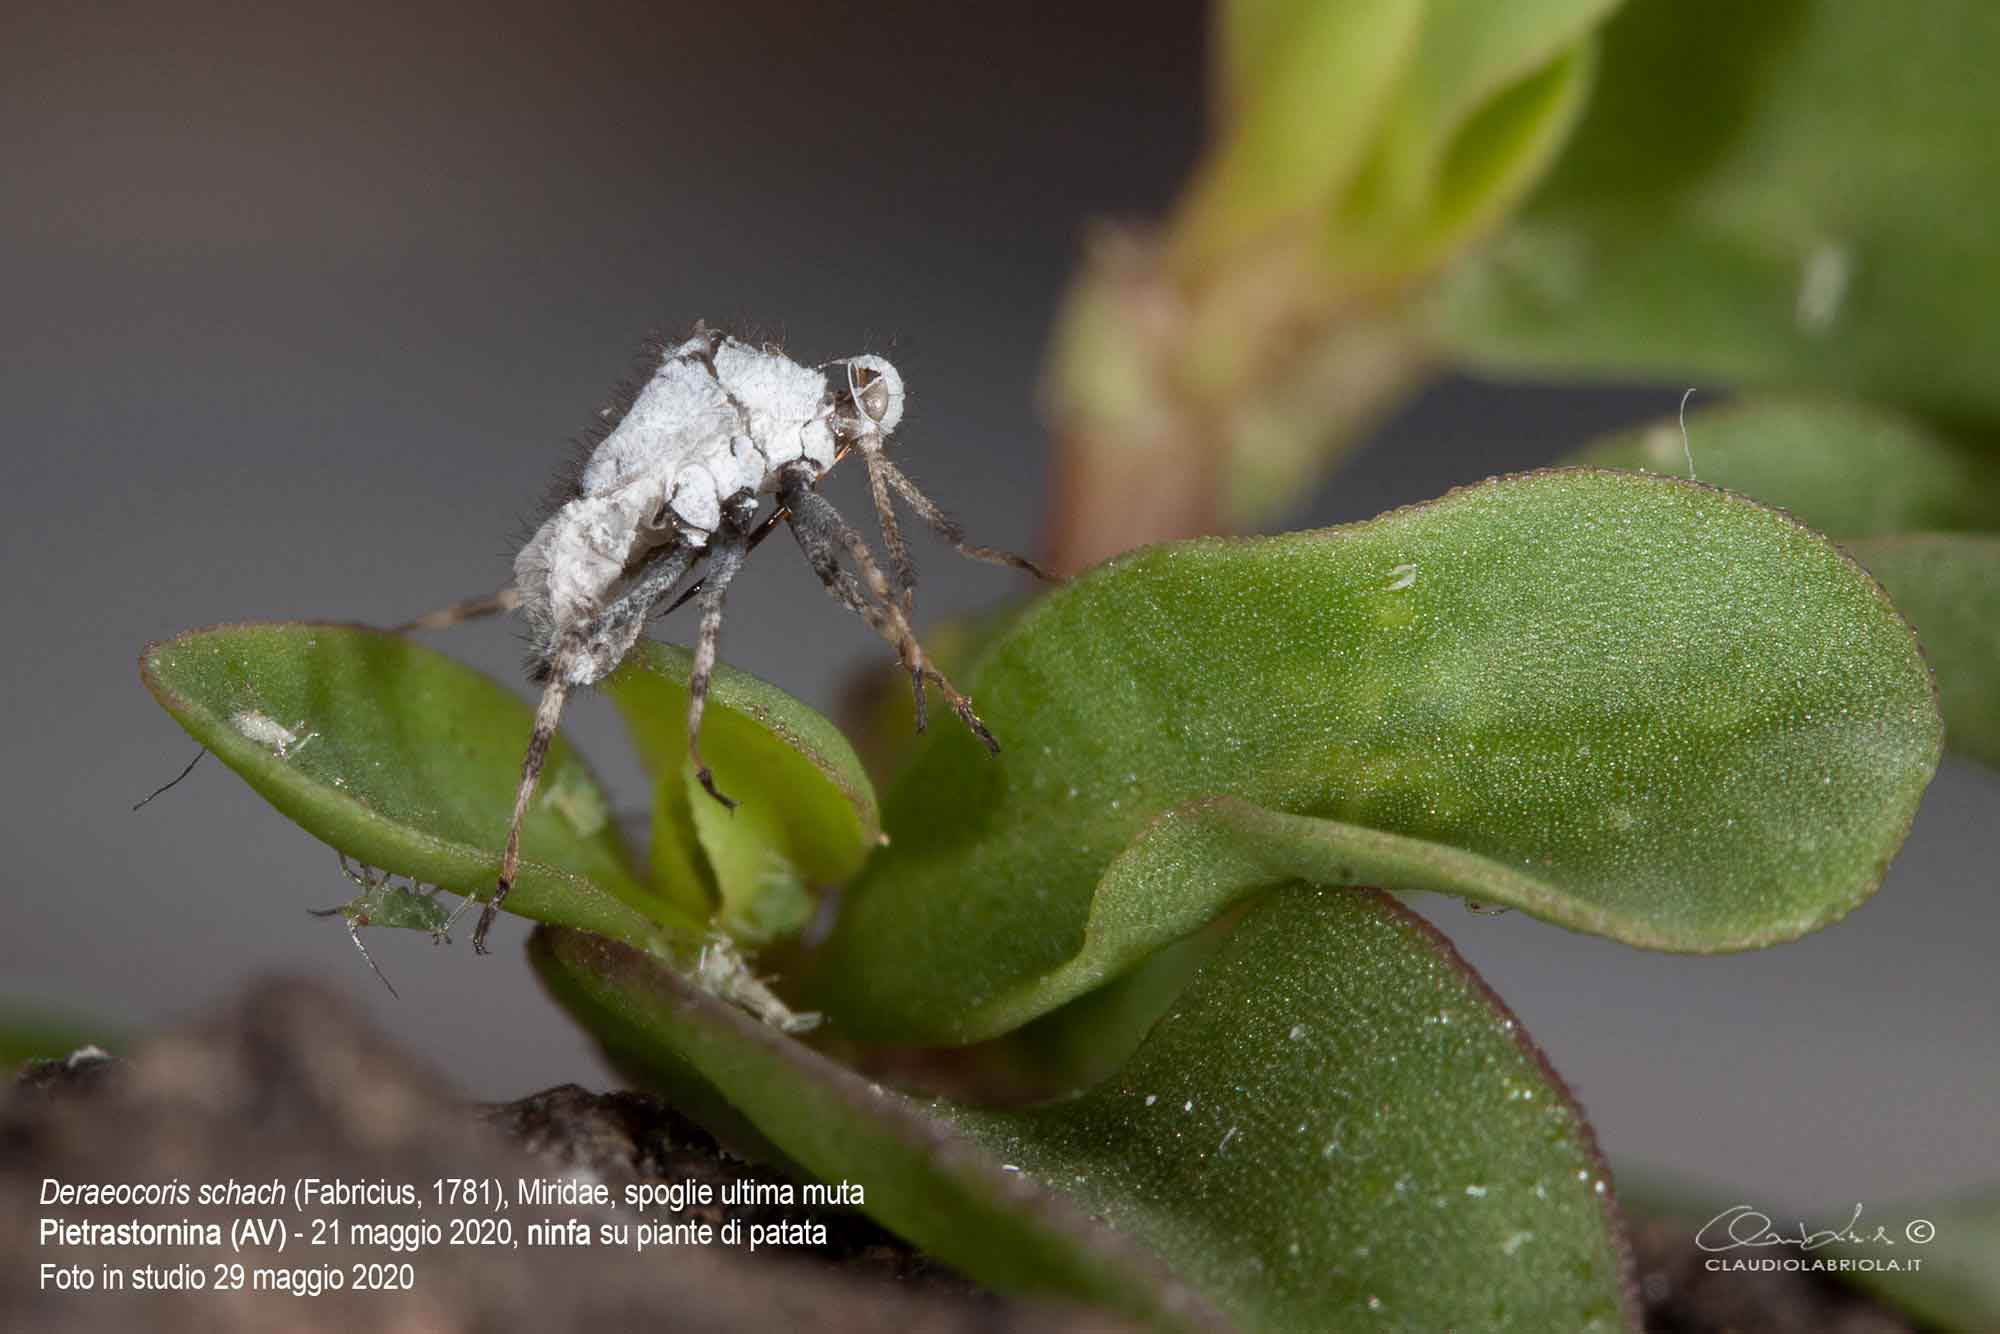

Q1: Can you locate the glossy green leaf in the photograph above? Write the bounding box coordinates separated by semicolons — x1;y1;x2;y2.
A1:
604;641;880;945
529;926;1227;1333
1435;0;2000;422
815;470;1939;1043
1569;396;2000;538
1850;537;2000;767
536;886;1637;1332
140;623;682;947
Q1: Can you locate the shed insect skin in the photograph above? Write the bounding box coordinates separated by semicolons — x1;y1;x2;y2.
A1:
418;324;1051;953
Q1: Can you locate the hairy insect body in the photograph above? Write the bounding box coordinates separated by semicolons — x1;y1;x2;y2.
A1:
441;324;1033;955
516;335;853;686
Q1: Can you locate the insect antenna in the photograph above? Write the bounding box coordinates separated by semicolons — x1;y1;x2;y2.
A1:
873;453;1054;582
846;361;918;616
329;915;397;998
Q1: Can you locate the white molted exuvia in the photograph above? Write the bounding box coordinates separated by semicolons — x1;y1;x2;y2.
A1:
513;333;850;679
447;319;1030;965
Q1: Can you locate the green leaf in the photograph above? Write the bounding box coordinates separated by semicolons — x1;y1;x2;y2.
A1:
536;887;1637;1331
1194;1;1618;279
1434;0;2000;422
1850;536;2000;767
814;470;1939;1043
1619;1172;2000;1332
1568;396;2000;538
1564;400;2000;764
1178;0;1426;271
529;926;1227;1333
604;641;880;945
140;622;683;947
0;1005;112;1070
1827;1192;2000;1331
945;889;1636;1333
1330;0;1616;277
1365;0;1619;168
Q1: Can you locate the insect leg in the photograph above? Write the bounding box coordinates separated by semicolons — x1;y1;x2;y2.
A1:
471;673;570;954
686;523;752;810
780;471;925;723
467;542;700;954
338;852;385;893
875;455;1055;582
131;746;207;810
391;586;523;633
589;544;700;662
783;478;925;714
659;443;854;619
780;472;998;753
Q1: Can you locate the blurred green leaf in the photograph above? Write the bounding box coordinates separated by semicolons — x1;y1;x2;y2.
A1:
1619;1171;2000;1332
1049;4;1627;567
1329;0;1616;278
1569;396;2000;537
1362;0;1617;167
530;926;1226;1333
815;470;1938;1043
140;623;683;948
1850;537;2000;767
1828;1192;2000;1331
605;641;880;945
1434;0;2000;422
1192;0;1618;279
537;887;1637;1332
0;1005;111;1071
1179;0;1426;271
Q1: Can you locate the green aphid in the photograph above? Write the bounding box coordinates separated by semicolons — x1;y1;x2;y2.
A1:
309;855;454;997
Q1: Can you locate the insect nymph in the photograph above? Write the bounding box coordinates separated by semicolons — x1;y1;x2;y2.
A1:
456;325;1044;951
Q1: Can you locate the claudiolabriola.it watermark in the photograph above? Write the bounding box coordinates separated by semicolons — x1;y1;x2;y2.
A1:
1696;1203;1935;1273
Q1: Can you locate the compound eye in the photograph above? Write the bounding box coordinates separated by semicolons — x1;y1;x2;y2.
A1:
855;368;889;422
844;355;904;433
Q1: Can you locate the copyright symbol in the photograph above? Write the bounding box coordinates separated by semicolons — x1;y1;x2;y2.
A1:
1906;1219;1935;1244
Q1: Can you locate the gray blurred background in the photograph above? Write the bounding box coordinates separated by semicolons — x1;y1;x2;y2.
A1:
4;0;1992;1213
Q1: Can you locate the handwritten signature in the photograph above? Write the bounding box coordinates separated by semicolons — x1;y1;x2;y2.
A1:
1695;1203;1905;1252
